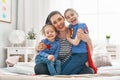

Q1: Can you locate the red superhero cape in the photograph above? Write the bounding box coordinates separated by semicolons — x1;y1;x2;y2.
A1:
86;44;98;74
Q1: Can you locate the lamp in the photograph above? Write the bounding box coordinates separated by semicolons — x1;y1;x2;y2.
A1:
9;30;25;47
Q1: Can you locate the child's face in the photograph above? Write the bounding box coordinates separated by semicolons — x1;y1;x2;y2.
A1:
65;10;79;25
44;25;57;41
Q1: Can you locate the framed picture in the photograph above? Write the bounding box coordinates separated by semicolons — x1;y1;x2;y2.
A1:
0;0;12;23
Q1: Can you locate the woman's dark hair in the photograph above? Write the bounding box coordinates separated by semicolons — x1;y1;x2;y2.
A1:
45;11;64;24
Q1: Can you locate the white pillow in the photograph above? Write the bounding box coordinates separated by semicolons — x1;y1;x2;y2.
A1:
93;53;112;67
7;62;35;75
6;56;19;67
92;41;112;67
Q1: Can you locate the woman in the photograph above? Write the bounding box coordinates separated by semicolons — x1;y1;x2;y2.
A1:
34;11;94;75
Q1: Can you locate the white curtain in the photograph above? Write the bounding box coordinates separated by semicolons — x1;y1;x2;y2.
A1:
17;0;51;43
17;0;25;30
17;0;120;44
17;0;49;28
49;0;120;44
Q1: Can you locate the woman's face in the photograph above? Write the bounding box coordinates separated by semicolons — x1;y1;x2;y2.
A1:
50;14;66;32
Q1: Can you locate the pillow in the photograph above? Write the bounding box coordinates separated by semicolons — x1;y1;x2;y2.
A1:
6;62;35;75
6;56;19;67
92;41;112;67
93;53;112;67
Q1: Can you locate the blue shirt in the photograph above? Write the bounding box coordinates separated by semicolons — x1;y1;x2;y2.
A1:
38;39;60;60
69;23;88;53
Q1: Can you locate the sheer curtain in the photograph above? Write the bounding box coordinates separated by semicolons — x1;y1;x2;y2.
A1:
49;0;120;44
17;0;120;44
17;0;51;44
17;0;35;33
17;0;25;30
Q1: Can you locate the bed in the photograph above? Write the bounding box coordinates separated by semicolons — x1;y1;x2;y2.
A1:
1;42;120;80
0;59;120;80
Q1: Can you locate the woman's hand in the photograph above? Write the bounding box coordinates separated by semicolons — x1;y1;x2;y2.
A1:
36;42;47;52
77;29;84;40
48;55;55;62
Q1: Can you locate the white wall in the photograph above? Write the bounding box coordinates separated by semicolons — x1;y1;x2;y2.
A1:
0;0;50;67
0;0;17;67
0;0;120;67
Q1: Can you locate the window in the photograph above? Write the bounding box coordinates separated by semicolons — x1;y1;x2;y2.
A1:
48;0;120;44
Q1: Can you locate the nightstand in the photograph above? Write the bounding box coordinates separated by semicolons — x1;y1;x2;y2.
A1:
6;47;36;63
106;44;120;60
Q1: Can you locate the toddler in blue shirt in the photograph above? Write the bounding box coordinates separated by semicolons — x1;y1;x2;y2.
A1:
35;24;61;76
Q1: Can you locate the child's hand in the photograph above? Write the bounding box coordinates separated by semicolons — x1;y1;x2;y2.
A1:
48;55;55;62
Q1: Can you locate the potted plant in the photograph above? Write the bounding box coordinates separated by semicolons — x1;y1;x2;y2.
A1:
26;29;37;47
106;35;110;44
27;29;36;40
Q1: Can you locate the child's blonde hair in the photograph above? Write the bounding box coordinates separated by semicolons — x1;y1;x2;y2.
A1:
41;24;57;36
64;8;79;18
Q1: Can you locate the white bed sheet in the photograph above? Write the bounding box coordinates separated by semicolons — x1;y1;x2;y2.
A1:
0;60;120;80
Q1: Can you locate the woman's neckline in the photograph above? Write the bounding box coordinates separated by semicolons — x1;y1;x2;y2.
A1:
58;28;68;39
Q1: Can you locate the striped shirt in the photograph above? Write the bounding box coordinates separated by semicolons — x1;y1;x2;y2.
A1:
58;39;72;64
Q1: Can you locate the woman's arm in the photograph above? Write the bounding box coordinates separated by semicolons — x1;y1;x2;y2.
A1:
85;35;93;53
35;42;47;52
78;32;93;53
